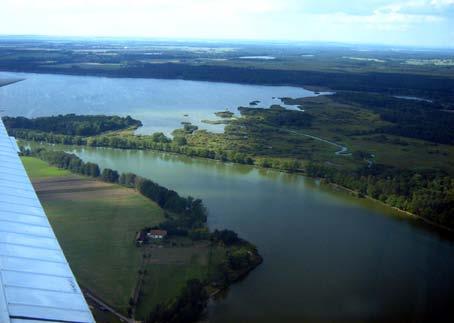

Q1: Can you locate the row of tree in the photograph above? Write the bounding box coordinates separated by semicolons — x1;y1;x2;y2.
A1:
306;162;454;228
11;128;303;172
6;59;452;104
145;279;208;323
15;119;453;229
24;148;261;323
3;114;142;136
24;148;207;228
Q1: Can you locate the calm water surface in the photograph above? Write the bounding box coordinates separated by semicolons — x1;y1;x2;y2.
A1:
51;146;454;323
0;71;324;135
6;72;454;322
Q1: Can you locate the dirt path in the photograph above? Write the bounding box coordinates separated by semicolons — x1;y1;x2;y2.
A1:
84;290;134;323
287;129;350;155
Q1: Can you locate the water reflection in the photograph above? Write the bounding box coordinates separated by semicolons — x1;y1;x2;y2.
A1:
0;71;325;135
26;142;454;322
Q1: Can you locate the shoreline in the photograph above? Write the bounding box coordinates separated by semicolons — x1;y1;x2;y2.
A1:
322;181;454;234
0;78;24;88
209;252;263;297
24;138;454;234
0;68;321;92
24;151;264;322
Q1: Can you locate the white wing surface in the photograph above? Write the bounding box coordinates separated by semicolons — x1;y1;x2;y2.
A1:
0;117;95;322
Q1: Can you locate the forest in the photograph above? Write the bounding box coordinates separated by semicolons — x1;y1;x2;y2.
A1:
24;147;207;229
23;146;262;322
331;92;454;144
238;105;313;128
2;114;142;136
2;57;454;105
8;102;454;230
306;162;454;228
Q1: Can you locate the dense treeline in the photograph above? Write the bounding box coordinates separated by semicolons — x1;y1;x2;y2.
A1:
145;279;208;323
211;229;262;272
24;147;207;228
24;147;261;323
3;114;141;136
6;112;305;172
208;229;263;289
3;60;454;104
121;172;207;228
238;105;313;128
24;149;102;177
306;162;454;228
9;127;252;162
13;115;453;230
8;129;89;145
13;127;296;171
11;127;304;173
333;92;454;144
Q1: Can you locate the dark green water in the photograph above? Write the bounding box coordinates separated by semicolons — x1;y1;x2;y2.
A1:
53;145;454;323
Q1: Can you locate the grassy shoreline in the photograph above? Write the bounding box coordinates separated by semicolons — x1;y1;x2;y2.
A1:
25;141;454;234
9;103;453;231
321;181;454;233
22;155;262;322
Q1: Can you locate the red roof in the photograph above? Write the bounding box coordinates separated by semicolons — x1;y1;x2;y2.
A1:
149;229;167;236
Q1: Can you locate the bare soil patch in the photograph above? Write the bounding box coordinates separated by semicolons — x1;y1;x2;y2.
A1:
33;176;134;202
142;241;212;266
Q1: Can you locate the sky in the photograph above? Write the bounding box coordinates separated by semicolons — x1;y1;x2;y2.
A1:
0;0;453;47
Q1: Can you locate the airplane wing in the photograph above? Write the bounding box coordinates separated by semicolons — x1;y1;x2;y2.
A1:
0;117;95;322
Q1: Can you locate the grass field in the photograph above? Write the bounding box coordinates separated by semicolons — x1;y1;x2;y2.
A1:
294;96;454;173
23;157;165;315
21;156;71;178
180;93;454;175
136;242;226;318
22;157;228;320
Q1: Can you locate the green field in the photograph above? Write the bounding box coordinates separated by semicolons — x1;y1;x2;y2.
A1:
186;94;454;174
22;157;229;320
23;157;165;314
288;95;454;173
21;156;71;178
136;243;226;318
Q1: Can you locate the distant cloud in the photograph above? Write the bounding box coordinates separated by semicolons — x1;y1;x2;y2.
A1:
379;0;454;13
0;0;453;47
314;10;442;32
430;0;454;7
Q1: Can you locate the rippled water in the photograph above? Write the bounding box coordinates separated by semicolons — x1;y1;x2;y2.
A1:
34;143;454;323
7;71;454;322
0;71;325;135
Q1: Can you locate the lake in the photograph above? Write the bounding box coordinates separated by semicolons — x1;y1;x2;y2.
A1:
33;143;454;323
0;71;326;135
4;72;454;322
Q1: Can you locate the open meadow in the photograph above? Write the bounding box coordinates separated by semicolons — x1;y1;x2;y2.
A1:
22;156;228;320
29;171;165;315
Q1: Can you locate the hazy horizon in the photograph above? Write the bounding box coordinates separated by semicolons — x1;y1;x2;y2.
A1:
1;0;453;48
0;34;453;52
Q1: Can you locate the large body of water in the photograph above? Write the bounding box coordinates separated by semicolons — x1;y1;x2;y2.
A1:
0;71;324;135
34;144;454;323
4;72;454;322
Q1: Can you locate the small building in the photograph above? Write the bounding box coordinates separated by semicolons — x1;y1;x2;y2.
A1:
147;229;167;239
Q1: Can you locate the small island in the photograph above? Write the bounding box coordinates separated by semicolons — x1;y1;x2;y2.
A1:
215;110;235;118
6;104;454;235
201;119;231;125
202;110;236;125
